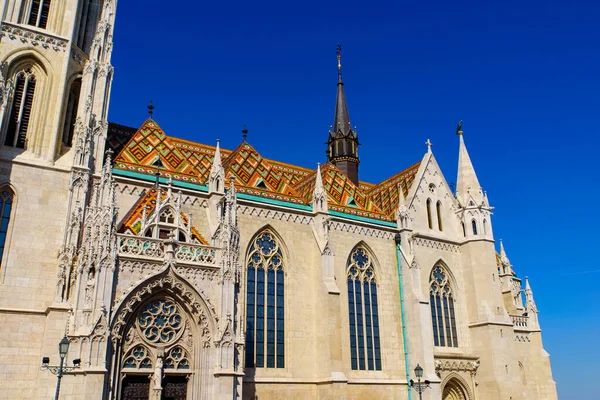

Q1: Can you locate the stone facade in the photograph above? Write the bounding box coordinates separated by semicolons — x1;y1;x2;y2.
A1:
0;1;557;399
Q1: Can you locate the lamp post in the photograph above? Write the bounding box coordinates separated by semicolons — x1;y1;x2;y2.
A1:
410;363;431;400
41;335;81;400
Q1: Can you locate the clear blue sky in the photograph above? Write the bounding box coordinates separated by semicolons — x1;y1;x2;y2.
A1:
108;1;599;398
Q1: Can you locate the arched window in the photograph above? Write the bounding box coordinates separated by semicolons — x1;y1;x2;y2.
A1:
471;219;478;235
461;222;466;237
426;198;433;229
62;78;81;146
245;231;285;368
430;266;458;347
436;201;443;231
347;246;381;371
0;189;14;266
24;0;52;29
483;219;488;235
5;68;36;149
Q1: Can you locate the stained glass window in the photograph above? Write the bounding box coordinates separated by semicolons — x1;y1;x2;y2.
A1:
430;266;458;348
347;247;381;371
0;189;13;266
245;231;285;368
136;299;183;345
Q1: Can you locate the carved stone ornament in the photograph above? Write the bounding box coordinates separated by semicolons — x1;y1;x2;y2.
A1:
111;267;217;348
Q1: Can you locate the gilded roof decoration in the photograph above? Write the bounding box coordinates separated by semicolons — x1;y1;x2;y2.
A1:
367;162;421;218
118;188;208;245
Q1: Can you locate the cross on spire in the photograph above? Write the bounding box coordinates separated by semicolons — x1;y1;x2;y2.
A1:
425;138;433;153
147;100;155;120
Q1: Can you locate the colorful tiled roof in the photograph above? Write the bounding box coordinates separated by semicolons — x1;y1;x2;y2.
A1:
294;163;390;220
222;142;306;204
111;120;419;222
118;188;208;245
367;162;421;219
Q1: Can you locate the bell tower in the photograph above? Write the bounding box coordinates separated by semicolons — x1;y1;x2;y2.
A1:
326;45;360;185
0;0;115;169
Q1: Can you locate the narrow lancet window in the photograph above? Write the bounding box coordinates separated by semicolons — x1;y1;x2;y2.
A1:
245;231;285;368
347;246;381;371
436;201;443;231
426;199;433;229
472;219;478;235
62;79;81;146
5;68;36;149
430;266;458;347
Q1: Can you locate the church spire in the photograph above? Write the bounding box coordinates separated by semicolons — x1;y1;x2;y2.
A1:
327;45;360;186
456;121;483;205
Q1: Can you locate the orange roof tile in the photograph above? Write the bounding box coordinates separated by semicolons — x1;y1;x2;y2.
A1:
367;162;421;219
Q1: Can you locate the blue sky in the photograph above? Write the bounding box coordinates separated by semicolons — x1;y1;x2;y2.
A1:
108;1;599;398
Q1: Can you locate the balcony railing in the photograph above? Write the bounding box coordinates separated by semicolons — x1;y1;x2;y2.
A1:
511;315;528;328
117;234;217;266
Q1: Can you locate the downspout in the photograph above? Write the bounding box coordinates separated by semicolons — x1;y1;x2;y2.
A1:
394;233;412;400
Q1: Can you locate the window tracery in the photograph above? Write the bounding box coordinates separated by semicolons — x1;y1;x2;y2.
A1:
123;345;153;369
4;67;36;149
164;346;191;370
347;246;381;371
245;230;285;369
430;266;458;347
137;299;183;345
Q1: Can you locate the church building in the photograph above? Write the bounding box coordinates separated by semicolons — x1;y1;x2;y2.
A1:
0;1;557;399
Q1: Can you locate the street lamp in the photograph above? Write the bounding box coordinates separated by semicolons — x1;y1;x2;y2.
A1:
410;363;431;400
41;335;81;400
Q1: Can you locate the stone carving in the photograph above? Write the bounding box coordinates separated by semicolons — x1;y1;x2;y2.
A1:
414;237;460;253
1;23;68;51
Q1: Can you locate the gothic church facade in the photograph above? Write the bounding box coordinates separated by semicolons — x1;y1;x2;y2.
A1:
0;1;557;399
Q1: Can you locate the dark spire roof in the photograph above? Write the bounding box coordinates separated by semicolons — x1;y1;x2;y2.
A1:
331;45;353;137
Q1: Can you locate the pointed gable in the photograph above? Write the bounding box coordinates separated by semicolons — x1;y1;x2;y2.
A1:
114;119;221;184
223;142;304;201
368;161;421;218
118;188;208;245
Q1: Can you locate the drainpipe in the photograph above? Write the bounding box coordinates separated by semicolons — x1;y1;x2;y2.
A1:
394;233;412;400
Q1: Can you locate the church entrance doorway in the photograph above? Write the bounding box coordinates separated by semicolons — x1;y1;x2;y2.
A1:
442;377;470;400
121;375;150;400
161;375;188;400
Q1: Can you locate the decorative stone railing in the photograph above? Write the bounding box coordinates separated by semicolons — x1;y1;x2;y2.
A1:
175;243;217;265
511;315;528;328
117;234;217;266
118;235;165;259
1;22;68;51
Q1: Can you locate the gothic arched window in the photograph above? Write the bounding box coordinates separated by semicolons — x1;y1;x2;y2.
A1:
461;222;466;237
0;188;13;266
430;266;458;347
471;219;478;235
25;0;52;29
483;219;488;235
436;201;443;231
5;68;36;149
61;78;81;146
426;198;433;229
347;246;381;371
245;231;285;368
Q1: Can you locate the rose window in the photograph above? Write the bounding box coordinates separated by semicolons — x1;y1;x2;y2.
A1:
137;299;183;345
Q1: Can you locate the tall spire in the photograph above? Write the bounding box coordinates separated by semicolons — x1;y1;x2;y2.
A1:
327;44;360;186
333;44;352;137
456;121;483;205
